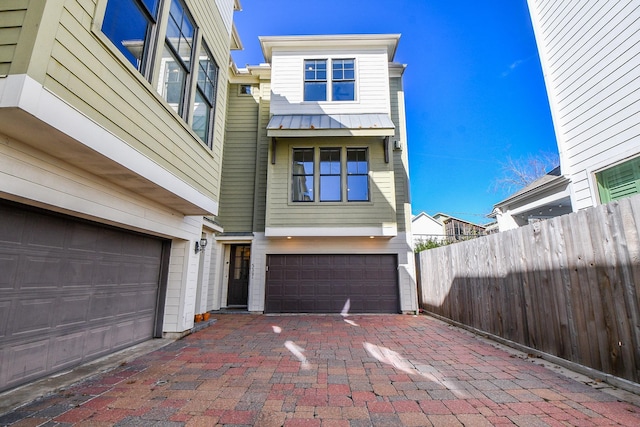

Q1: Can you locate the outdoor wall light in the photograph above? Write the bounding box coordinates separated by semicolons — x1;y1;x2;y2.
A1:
195;237;208;254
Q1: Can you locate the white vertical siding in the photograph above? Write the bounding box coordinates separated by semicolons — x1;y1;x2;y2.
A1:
270;49;391;115
528;0;640;210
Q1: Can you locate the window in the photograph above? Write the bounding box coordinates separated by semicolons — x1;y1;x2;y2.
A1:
240;84;252;95
160;0;195;117
304;58;355;102
596;157;640;203
192;42;218;146
332;59;355;101
102;0;219;148
291;147;369;203
347;148;369;201
320;149;341;201
101;0;160;76
304;59;327;101
292;149;314;202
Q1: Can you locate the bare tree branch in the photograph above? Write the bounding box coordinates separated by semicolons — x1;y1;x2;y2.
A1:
491;152;559;194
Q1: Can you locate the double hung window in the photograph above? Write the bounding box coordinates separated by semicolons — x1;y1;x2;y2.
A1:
160;0;195;117
303;58;355;102
292;148;369;202
101;0;219;147
304;60;327;102
192;42;218;144
292;149;314;202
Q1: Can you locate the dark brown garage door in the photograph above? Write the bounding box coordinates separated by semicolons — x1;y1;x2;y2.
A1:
0;200;168;392
265;254;399;314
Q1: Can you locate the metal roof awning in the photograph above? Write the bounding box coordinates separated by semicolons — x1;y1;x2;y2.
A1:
267;114;395;137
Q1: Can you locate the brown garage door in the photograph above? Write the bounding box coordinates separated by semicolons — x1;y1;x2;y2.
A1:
0;200;168;392
265;254;399;314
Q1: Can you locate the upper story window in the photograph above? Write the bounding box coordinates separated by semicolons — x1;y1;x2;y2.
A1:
292;148;314;202
193;42;218;146
291;147;369;203
101;0;219;148
332;59;355;101
304;58;356;102
320;148;341;201
303;59;327;101
160;0;195;117
347;148;369;201
101;0;160;77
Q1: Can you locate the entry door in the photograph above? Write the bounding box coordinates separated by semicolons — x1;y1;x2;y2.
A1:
227;245;250;306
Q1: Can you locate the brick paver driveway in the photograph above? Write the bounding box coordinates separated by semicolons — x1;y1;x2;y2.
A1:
1;314;639;426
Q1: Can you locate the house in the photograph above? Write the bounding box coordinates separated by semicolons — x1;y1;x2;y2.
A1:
489;166;573;231
411;212;487;246
432;213;487;242
411;212;445;245
210;35;418;315
0;0;241;392
519;0;640;221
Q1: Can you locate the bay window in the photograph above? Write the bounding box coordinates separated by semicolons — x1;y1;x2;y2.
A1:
101;0;219;148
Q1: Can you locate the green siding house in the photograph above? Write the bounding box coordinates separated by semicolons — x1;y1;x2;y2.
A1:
0;0;240;392
213;35;417;315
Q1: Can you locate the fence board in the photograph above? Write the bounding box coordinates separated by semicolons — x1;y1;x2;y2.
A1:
417;195;640;384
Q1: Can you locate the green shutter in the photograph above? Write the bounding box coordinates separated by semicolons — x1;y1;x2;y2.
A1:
597;157;640;203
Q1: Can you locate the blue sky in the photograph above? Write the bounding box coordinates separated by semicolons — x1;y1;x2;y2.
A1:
231;0;558;224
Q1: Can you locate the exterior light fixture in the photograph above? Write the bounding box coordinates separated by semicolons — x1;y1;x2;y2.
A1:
195;237;208;254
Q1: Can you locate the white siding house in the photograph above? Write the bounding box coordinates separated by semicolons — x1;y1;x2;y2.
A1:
527;0;640;211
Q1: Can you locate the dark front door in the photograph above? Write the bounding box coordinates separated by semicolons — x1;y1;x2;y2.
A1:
227;245;250;306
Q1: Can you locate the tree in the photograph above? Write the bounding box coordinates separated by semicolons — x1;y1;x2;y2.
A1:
491;151;559;194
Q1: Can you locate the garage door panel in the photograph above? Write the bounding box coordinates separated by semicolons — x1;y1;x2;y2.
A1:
0;255;18;290
0;301;10;337
6;339;49;382
113;320;136;347
84;326;112;357
12;298;55;334
51;331;85;368
27;216;66;249
64;260;95;286
57;296;91;326
266;254;399;314
22;257;62;287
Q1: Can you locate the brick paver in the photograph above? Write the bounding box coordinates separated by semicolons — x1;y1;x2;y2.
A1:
1;314;639;426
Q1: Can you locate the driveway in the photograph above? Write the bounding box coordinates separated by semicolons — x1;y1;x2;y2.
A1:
1;313;639;426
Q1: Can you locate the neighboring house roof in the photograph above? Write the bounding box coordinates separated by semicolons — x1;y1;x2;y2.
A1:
432;212;486;228
267;114;395;137
490;166;572;220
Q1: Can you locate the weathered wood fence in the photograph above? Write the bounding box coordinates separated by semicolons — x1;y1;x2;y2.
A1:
416;196;640;385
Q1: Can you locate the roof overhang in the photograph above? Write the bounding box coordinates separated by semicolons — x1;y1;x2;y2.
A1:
267;114;395;137
260;34;401;63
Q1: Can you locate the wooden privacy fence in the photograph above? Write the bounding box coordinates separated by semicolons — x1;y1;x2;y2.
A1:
416;196;640;384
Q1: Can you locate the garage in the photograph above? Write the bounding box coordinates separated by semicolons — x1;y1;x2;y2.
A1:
265;254;399;314
0;200;168;392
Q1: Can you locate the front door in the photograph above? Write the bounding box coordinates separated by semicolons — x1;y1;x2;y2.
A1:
227;245;250;306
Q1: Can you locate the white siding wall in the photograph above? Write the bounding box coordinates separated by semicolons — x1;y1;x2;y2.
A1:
270;49;391;115
214;0;235;35
528;0;640;210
